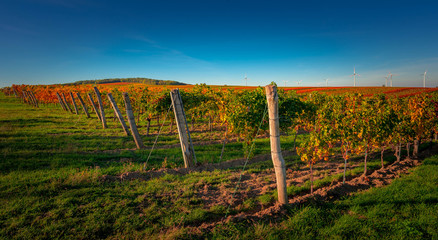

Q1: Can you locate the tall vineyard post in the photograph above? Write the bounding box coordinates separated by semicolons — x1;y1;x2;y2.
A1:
170;89;196;168
108;93;130;136
61;92;73;113
26;91;35;107
76;93;90;118
22;91;29;105
30;91;39;108
69;92;79;115
266;85;288;205
87;93;102;121
122;92;144;149
93;87;107;129
56;92;68;111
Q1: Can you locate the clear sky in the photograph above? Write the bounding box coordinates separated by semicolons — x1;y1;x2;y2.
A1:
1;0;437;88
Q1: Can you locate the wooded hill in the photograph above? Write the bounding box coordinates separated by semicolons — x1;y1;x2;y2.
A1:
66;77;186;85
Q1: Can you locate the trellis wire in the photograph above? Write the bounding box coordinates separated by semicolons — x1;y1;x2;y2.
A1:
224;104;269;218
143;103;173;170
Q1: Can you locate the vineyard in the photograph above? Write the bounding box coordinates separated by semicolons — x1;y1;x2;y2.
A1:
1;83;438;239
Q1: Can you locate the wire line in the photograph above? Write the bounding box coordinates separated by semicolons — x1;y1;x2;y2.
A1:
224;104;268;218
143;103;173;170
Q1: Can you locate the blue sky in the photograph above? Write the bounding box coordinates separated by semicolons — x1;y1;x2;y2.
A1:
1;0;437;87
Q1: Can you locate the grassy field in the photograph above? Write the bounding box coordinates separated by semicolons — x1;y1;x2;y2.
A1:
1;93;437;239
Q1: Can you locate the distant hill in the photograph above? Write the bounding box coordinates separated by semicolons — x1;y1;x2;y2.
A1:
66;78;187;85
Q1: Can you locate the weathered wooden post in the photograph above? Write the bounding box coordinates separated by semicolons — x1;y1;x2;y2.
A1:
87;93;102;121
27;91;37;107
69;92;79;114
413;139;419;158
76;93;90;118
24;91;32;106
21;90;26;103
93;87;107;129
23;91;29;105
170;89;196;168
108;93;130;136
56;92;67;111
20;92;24;103
30;91;39;108
122;93;144;149
61;93;73;113
266;85;288;205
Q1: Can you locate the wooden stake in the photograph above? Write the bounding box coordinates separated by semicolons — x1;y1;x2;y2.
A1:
380;147;385;169
62;93;73;113
107;93;130;136
69;92;79;114
413;139;419;158
56;92;67;111
87;93;101;121
93;87;107;129
30;91;39;108
23;91;29;104
310;161;314;194
76;93;90;118
28;91;37;107
170;89;196;168
265;85;288;205
123;93;144;149
219;124;228;162
24;91;31;106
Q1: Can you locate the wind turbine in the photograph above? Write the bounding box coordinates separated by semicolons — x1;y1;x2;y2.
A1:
283;80;289;87
244;73;248;86
351;67;360;87
297;80;302;86
387;71;398;87
422;70;427;88
325;78;329;87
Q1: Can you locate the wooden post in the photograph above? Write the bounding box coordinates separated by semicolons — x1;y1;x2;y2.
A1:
219;124;228;162
87;93;101;121
23;91;31;104
30;91;39;108
76;93;90;118
24;91;31;105
23;91;29;104
413;139;419;158
27;91;36;107
69;92;79;114
93;87;107;129
265;85;288;205
170;89;196;168
62;93;73;113
56;92;67;111
209;114;212;132
107;93;130;136
123;93;144;149
13;88;18;97
24;91;30;105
